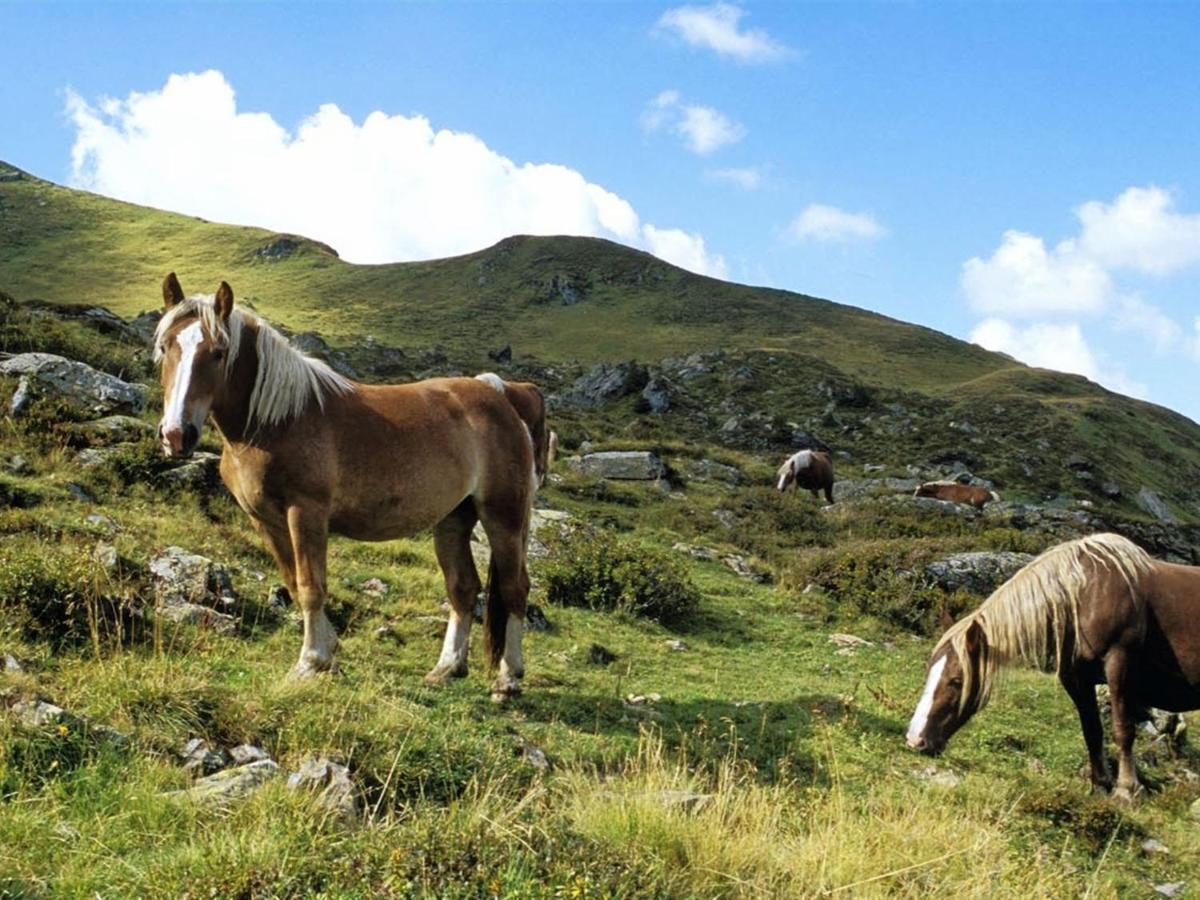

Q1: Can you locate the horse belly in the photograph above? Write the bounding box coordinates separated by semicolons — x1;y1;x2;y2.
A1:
328;483;467;541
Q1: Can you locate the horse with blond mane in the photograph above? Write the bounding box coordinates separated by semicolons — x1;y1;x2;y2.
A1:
154;274;544;702
906;532;1200;800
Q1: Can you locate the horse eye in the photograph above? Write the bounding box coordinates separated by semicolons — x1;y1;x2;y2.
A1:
212;350;225;362
949;677;963;688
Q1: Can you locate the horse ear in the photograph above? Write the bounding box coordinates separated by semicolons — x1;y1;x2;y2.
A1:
163;272;185;308
214;282;234;321
937;603;956;631
965;620;984;654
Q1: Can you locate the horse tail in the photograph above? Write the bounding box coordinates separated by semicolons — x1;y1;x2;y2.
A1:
483;555;507;670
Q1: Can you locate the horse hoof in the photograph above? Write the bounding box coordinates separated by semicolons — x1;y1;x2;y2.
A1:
490;680;522;704
288;657;338;680
423;665;468;686
1112;784;1142;804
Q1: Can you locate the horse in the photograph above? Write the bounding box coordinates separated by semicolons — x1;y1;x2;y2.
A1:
905;532;1200;801
776;449;835;503
913;480;999;509
153;273;541;702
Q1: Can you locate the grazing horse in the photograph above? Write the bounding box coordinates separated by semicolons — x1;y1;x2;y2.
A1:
905;532;1200;801
154;274;539;702
913;480;999;509
776;449;834;503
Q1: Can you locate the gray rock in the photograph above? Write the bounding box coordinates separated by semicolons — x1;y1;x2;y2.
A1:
9;376;32;417
168;759;280;804
640;375;673;413
665;640;689;652
85;513;118;534
75;447;124;468
9;698;70;727
721;554;769;583
915;765;960;788
359;577;389;597
65;482;94;503
0;167;23;182
569;451;665;481
832;477;920;502
149;547;238;634
180;738;229;776
286;758;359;821
516;738;550;771
1142;838;1170;855
4;454;31;475
924;552;1035;595
684;458;741;485
672;542;718;562
562;362;644;406
1101;482;1122;499
4;653;22;672
159;451;221;490
1154;883;1186;899
656;790;713;813
712;508;737;530
229;744;272;766
93;542;119;572
525;603;552;632
0;353;148;416
1136;488;1178;524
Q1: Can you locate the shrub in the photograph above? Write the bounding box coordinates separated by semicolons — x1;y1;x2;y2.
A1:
540;528;700;625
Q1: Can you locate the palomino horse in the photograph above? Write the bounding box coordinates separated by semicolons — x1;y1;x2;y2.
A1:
154;274;543;702
913;480;1000;509
906;533;1200;801
776;449;835;503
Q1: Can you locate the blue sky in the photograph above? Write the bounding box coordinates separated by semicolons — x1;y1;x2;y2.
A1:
3;2;1199;420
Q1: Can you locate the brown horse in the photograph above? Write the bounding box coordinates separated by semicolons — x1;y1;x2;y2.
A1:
913;480;999;508
776;449;835;503
154;274;539;702
906;533;1200;801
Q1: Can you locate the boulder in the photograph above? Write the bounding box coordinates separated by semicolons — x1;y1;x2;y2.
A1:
1136;488;1178;524
924;551;1034;595
286;757;359;821
684;458;742;485
148;547;238;634
79;415;154;445
180;738;229;776
640;375;673;413
569;451;665;481
159;451;221;490
561;362;646;407
168;759;280;804
0;353;148;416
8;376;32;417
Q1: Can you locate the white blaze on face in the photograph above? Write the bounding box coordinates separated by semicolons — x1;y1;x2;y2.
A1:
906;654;947;745
162;322;204;433
777;466;791;491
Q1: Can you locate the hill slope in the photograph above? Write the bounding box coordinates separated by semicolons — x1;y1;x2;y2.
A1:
1;160;1199;524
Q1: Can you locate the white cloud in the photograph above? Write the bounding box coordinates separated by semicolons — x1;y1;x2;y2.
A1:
66;70;727;277
655;2;792;63
961;230;1111;316
642;90;745;155
707;167;762;190
970;318;1146;398
785;204;886;243
1112;295;1182;353
1077;186;1200;276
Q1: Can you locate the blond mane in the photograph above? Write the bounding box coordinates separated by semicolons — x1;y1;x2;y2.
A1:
154;297;352;431
935;533;1153;711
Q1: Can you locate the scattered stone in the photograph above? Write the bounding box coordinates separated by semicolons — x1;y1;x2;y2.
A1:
4;454;31;475
373;623;404;644
8;376;32;417
85;513;118;533
1155;883;1186;899
924;552;1035;595
863;464;885;473
525;603;551;631
1136;488;1178;524
1101;482;1122;499
65;482;94;503
93;542;119;572
828;633;873;650
180;738;230;776
286;757;359;821
587;644;617;666
720;554;769;583
515;738;550;771
665;639;689;652
712;508;737;530
267;585;292;614
0;353;148;416
160;451;221;490
915;765;960;788
568;451;664;481
229;744;272;766
684;458;741;485
149;547;239;634
4;653;23;672
75;447;122;468
1142;838;1170;855
640;375;673;413
168;759;280;804
672;542;718;562
359;577;389;597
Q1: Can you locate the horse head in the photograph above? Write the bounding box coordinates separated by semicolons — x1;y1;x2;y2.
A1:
154;273;235;458
906;620;986;754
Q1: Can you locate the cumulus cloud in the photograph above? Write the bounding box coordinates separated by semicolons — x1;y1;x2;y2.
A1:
970;318;1146;399
961;231;1112;316
66;70;727;277
655;2;792;63
706;166;762;190
785;204;886;243
1112;295;1183;353
642;90;744;155
1077;186;1200;276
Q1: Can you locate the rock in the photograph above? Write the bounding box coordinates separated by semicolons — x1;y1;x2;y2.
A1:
1101;482;1122;499
229;744;272;766
640;375;673;413
915;765;960;788
863;464;885;474
149;547;238;634
829;633;873;650
665;639;689;652
359;577;389;597
4;653;23;672
712;509;737;530
684;458;741;485
1136;488;1178;524
286;758;359;821
85;513;118;533
587;644;617;666
4;454;31;475
656;790;712;814
528;508;573;558
65;482;94;503
9;376;32;417
1155;884;1186;899
525;603;551;632
488;345;512;364
832;478;920;502
561;362;645;407
75;447;121;469
910;496;970;516
672;542;718;562
160;451;221;490
721;554;769;583
93;542;119;572
180;738;229;776
0;167;24;182
78;415;154;445
267;585;292;615
924;552;1035;595
255;236;300;261
9;698;70;727
1142;838;1170;855
569;451;665;481
0;353;148;416
516;738;550;771
169;759;279;804
128;311;163;342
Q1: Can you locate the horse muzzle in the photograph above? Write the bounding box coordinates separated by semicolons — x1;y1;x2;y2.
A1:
159;423;199;459
905;733;943;756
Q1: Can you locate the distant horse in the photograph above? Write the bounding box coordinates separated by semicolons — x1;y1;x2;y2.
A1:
913;480;999;509
905;532;1200;801
776;449;834;503
154;274;540;702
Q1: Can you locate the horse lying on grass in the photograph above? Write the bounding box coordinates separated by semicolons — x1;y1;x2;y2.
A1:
913;480;1000;508
906;532;1200;801
154;274;545;702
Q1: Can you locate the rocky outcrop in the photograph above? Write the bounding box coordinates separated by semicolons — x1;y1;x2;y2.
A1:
148;547;238;634
924;551;1034;595
1136;488;1178;524
0;353;148;416
567;451;665;481
560;362;648;407
286;757;360;821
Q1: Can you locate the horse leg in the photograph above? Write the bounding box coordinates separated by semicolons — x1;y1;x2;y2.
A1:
425;501;482;686
1060;669;1112;793
286;502;339;678
1104;648;1142;802
479;506;531;704
251;517;297;601
824;483;834;504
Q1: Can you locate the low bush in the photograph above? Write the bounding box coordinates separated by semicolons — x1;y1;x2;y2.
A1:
540;528;700;625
